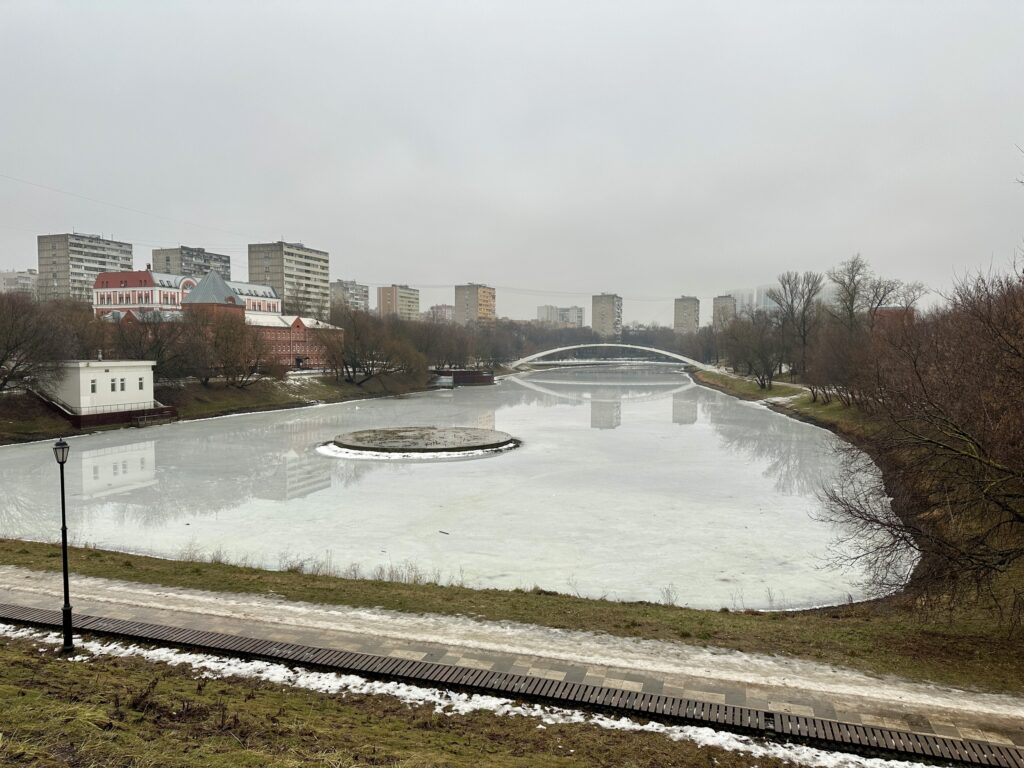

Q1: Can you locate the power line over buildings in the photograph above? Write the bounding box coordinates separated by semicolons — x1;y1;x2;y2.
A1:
712;294;737;330
537;305;585;328
151;245;231;281
591;293;622;339
330;279;370;313
37;233;134;303
377;284;420;321
248;241;330;319
673;295;700;335
454;283;496;325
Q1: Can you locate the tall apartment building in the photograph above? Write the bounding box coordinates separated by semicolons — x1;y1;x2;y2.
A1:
673;296;700;335
591;293;622;338
248;241;329;319
151;245;231;281
377;284;420;321
37;233;134;303
425;304;454;322
454;283;496;325
712;294;737;330
537;305;585;328
330;279;370;313
0;268;38;295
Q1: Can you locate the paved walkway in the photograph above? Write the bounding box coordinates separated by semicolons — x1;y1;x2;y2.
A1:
1;565;1021;749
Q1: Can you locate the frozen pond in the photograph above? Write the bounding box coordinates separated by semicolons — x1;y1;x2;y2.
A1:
0;366;869;609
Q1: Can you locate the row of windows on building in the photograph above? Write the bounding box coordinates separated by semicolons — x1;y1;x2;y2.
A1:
90;377;145;393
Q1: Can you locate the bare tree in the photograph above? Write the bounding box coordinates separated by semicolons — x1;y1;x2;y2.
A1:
0;294;61;393
720;308;784;389
820;268;1024;620
767;270;824;377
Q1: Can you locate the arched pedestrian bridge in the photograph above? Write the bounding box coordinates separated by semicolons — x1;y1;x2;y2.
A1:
510;343;712;371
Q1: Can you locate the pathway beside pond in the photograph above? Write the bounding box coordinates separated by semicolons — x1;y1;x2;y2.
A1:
0;564;1021;751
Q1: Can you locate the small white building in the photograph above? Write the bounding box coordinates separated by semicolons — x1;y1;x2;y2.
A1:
44;360;157;415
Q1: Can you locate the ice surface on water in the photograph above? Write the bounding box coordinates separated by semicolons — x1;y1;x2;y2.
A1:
0;366;869;608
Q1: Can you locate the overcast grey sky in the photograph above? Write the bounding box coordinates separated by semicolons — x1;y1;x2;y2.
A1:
1;0;1021;324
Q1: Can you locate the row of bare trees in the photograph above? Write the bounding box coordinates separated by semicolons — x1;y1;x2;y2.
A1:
819;266;1024;621
0;297;274;392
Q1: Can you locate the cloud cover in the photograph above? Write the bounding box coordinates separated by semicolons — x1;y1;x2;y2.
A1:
1;0;1021;323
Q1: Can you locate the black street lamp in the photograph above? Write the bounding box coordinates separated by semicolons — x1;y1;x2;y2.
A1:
52;437;73;655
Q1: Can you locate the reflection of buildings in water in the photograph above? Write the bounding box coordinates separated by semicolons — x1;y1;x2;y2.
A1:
511;367;697;430
590;398;622;429
672;392;698;425
79;441;157;499
466;408;496;430
251;448;333;501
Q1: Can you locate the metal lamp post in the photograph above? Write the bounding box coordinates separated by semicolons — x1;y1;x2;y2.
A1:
52;437;73;654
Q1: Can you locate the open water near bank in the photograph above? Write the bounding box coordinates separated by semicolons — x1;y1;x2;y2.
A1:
0;366;871;609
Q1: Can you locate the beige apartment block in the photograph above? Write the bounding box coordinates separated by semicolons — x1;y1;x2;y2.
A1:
454;283;496;325
248;241;329;319
712;294;737;330
673;295;700;335
377;284;420;321
592;293;622;338
37;233;134;303
152;245;231;281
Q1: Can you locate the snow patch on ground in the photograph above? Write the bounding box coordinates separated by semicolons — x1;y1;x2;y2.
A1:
0;622;920;768
3;566;1022;724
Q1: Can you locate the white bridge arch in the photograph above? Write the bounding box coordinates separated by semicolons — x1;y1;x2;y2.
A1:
510;343;712;371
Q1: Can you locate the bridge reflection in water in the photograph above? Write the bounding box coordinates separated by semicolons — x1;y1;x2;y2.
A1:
0;363;868;608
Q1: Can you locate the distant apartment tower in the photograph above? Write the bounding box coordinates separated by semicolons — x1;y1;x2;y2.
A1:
0;268;38;295
151;245;231;280
537;305;584;328
591;293;622;338
454;283;496;325
377;284;420;321
712;295;737;330
248;241;330;319
727;284;777;315
330;279;370;313
673;296;700;335
38;233;133;303
426;304;454;322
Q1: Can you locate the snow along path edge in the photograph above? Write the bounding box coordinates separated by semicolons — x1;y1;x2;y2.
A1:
0;621;922;768
1;565;1022;725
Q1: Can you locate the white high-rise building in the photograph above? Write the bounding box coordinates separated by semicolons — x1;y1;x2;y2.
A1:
592;293;622;338
673;295;700;335
330;279;370;313
0;268;38;295
152;245;231;281
537;305;585;328
37;233;134;303
248;241;330;319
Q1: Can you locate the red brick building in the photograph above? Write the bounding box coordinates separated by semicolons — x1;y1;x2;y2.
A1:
183;271;340;368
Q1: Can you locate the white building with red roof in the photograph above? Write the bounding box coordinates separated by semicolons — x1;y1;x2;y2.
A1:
93;269;280;317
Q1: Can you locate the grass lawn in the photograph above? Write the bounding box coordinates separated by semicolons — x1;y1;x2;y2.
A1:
0;392;106;445
2;539;1023;695
690;370;803;400
0;632;786;768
